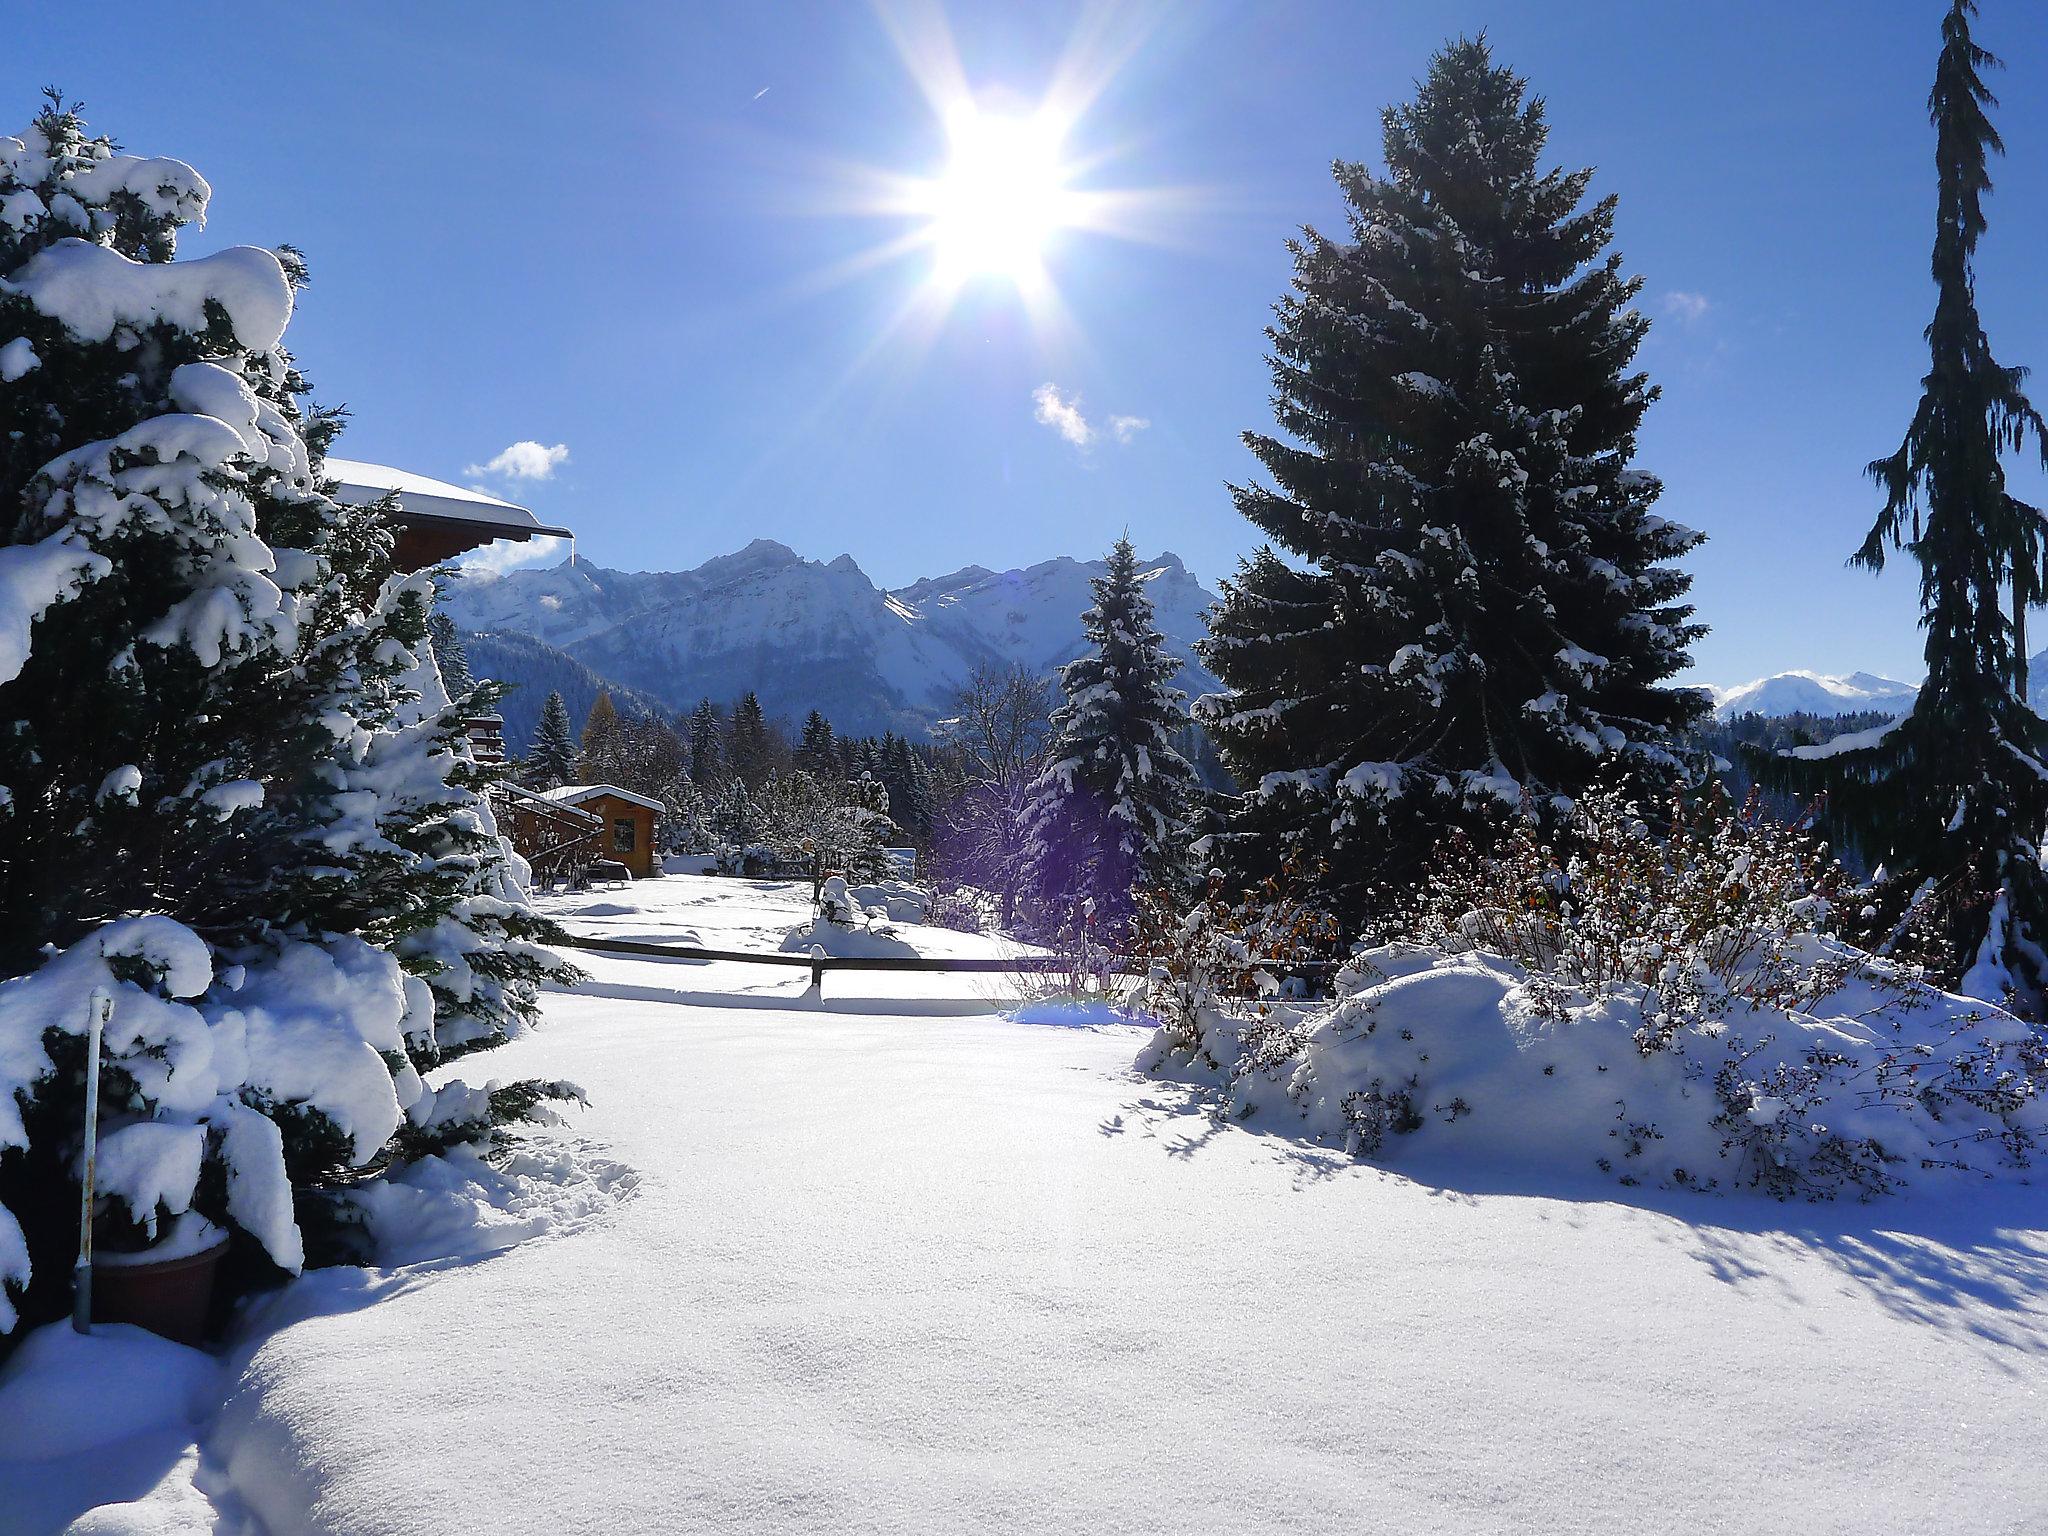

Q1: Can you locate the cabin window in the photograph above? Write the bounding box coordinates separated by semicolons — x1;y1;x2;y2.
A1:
613;817;637;853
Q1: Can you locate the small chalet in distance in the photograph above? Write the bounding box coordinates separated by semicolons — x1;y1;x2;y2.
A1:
540;785;662;879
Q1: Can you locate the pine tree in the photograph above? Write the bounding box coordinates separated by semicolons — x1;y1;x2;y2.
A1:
798;709;836;773
1019;537;1198;935
687;697;724;786
729;690;771;788
0;96;574;1336
1770;1;2048;1005
528;690;579;788
1197;38;1704;918
579;689;621;781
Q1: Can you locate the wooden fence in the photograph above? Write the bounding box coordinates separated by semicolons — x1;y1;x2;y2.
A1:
553;932;1339;998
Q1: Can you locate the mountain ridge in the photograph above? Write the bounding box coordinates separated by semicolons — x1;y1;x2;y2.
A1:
443;542;1223;747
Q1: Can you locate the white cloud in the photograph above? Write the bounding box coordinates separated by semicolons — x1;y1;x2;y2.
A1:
465;440;570;481
1032;385;1151;451
1032;383;1094;447
456;533;570;579
1660;290;1711;324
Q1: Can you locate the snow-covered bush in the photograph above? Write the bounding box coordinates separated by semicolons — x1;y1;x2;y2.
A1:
779;879;917;963
1144;787;2048;1199
0;97;577;1339
1131;857;1342;1069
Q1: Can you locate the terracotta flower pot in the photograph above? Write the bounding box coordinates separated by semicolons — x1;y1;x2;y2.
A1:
93;1214;229;1346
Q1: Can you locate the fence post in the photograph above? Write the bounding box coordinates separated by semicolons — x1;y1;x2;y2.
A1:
73;987;110;1334
810;948;825;996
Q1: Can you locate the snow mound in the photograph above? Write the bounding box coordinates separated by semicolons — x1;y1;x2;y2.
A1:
350;1138;640;1269
778;918;920;962
847;880;928;923
1147;941;2048;1199
0;1321;217;1462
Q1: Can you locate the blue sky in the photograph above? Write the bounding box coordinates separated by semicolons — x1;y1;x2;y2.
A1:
16;0;2048;687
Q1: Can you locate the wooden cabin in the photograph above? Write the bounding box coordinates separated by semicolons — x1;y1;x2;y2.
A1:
326;457;571;765
327;458;574;575
540;785;662;878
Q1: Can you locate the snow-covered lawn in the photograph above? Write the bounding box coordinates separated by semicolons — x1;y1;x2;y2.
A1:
6;875;2048;1533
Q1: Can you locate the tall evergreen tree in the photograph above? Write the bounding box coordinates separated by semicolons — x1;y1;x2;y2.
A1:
0;96;572;1336
729;690;771;789
798;709;836;773
1197;38;1704;917
528;690;579;788
687;697;724;786
1019;537;1198;935
1771;1;2048;1005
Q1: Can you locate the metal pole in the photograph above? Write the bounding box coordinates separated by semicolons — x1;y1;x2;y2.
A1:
72;988;110;1334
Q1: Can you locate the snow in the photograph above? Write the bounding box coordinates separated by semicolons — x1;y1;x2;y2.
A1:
1004;998;1138;1027
0;337;38;381
5;879;2046;1532
1786;717;1903;760
2;239;292;352
777;915;919;961
324;458;523;513
0;532;110;686
539;782;665;814
92;1124;205;1238
325;458;564;537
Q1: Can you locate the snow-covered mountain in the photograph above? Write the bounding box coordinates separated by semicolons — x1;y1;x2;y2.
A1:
443;540;1221;743
1708;670;1920;721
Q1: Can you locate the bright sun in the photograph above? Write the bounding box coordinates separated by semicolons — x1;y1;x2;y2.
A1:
919;105;1074;287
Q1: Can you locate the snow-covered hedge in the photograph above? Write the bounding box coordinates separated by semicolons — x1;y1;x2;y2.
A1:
1146;940;2046;1199
1141;787;2048;1198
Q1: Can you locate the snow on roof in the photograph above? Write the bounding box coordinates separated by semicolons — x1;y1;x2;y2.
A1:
326;458;572;538
541;783;665;814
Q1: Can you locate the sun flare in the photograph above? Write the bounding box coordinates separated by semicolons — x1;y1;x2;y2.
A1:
918;105;1075;288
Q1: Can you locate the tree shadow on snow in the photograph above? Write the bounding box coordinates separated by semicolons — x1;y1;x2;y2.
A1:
1108;1070;2048;1360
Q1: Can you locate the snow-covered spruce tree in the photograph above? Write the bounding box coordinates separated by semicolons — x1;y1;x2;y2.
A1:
0;98;573;1337
1197;38;1705;918
1767;1;2048;1007
1019;537;1197;936
728;690;772;789
797;709;836;774
527;689;580;788
687;697;725;787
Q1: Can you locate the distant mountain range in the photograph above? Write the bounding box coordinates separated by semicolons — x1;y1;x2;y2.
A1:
444;540;1222;750
1707;654;2048;721
1706;670;1921;720
448;535;2048;754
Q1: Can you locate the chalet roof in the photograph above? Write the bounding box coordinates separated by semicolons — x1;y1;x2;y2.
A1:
326;458;574;541
541;784;666;814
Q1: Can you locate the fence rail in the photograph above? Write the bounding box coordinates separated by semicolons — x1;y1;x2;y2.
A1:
553;930;1129;990
553;931;1341;997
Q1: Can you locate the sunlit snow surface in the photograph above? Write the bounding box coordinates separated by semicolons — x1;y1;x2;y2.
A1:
5;874;2047;1534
